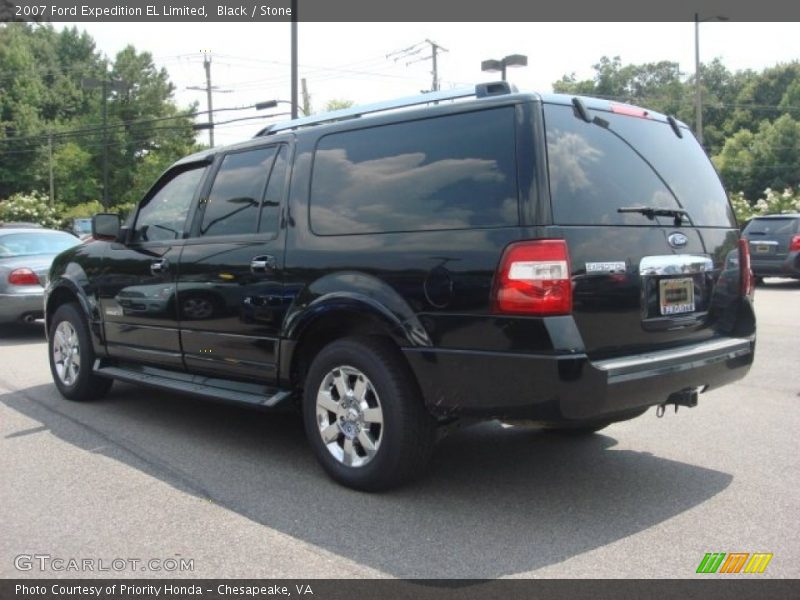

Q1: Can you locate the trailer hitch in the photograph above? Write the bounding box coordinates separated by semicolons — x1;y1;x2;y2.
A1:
656;387;703;417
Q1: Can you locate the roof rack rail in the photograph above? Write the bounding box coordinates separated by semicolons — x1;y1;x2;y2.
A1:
255;81;517;137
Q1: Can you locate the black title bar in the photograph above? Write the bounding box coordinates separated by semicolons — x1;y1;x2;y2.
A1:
2;0;800;22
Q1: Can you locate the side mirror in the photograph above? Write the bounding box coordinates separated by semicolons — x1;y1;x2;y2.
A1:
92;213;121;241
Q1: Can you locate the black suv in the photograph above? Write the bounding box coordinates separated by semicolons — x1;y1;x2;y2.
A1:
742;213;800;281
45;83;756;490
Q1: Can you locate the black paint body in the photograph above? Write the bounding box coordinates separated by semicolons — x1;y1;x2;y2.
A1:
45;92;755;422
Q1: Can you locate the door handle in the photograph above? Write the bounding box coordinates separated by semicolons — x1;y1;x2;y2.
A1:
150;259;169;275
250;255;277;273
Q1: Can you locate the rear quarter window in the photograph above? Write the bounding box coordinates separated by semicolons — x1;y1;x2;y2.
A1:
309;107;519;235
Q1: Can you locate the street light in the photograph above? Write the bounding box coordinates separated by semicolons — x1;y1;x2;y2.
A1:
255;99;307;116
481;54;528;82
695;13;729;145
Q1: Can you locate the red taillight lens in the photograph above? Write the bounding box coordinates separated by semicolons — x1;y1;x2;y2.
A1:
7;268;41;286
790;234;800;252
493;239;572;315
738;238;754;297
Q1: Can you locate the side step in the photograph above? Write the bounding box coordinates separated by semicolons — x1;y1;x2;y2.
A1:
93;360;292;409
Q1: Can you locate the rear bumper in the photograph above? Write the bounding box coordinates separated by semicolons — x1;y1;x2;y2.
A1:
404;336;755;421
751;251;800;278
0;292;44;322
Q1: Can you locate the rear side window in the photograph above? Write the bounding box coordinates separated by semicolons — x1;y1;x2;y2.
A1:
744;218;798;235
544;104;735;227
309;107;518;235
201;147;277;237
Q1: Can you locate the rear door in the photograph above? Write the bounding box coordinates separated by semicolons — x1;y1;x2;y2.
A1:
98;163;207;368
542;102;741;359
177;143;291;382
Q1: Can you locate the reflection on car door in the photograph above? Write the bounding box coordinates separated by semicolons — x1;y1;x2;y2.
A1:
177;144;290;382
98;164;207;368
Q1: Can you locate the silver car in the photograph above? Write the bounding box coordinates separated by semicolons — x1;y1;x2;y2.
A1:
0;228;80;323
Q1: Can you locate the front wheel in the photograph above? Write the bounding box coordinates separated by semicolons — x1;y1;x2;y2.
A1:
48;303;112;401
302;337;436;491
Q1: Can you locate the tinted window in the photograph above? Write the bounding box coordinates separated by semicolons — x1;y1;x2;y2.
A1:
310;108;518;235
201;147;277;237
0;232;79;257
744;217;798;236
133;167;205;243
259;145;288;235
544;104;735;227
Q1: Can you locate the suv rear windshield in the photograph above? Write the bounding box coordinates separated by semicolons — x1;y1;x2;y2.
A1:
744;217;798;236
544;103;735;228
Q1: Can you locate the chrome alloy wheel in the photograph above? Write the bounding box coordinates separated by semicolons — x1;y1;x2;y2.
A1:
315;365;384;468
53;321;80;386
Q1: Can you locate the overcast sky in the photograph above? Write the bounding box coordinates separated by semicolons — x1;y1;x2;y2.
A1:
58;22;800;146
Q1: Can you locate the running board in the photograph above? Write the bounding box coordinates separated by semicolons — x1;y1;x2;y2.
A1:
93;361;292;408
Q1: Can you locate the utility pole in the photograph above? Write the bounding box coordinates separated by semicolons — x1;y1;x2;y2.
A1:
188;51;232;148
301;78;311;116
694;13;728;146
82;72;127;207
48;132;54;205
427;39;446;91
387;39;448;93
694;13;702;145
291;0;298;120
203;53;214;147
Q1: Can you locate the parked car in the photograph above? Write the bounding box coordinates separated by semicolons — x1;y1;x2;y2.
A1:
70;217;94;241
0;228;80;323
0;222;43;229
44;83;756;490
741;214;800;282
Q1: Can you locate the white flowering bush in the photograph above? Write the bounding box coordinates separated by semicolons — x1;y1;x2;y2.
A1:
730;187;800;224
0;191;62;229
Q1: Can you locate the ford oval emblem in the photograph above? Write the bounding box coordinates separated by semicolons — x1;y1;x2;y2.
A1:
668;232;689;248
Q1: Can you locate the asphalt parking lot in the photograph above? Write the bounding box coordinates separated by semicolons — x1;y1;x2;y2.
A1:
1;279;798;579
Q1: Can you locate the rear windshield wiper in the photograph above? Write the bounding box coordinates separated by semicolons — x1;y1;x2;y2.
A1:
617;206;692;227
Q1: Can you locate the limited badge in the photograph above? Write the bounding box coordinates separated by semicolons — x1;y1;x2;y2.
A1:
585;261;627;274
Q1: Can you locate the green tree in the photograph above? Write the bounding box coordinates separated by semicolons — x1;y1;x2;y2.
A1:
715;114;800;200
324;99;354;112
0;23;198;208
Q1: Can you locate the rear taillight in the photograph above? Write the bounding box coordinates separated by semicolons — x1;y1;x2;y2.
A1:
7;268;41;286
790;234;800;252
738;239;754;297
493;240;572;315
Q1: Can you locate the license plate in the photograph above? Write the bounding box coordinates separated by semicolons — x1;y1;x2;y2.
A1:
754;244;771;254
659;278;695;315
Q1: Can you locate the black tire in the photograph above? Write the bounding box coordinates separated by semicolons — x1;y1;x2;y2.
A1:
48;303;113;401
754;276;765;286
302;336;436;491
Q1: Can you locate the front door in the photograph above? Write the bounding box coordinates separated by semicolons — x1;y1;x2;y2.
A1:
177;144;291;382
98;163;208;368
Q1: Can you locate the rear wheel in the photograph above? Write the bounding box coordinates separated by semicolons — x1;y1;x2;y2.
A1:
48;303;112;401
302;337;436;491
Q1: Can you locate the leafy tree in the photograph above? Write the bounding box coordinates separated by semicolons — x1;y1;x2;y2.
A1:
0;23;198;208
324;99;354;112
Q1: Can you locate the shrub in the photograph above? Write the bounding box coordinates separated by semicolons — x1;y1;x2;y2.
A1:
0;191;62;229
